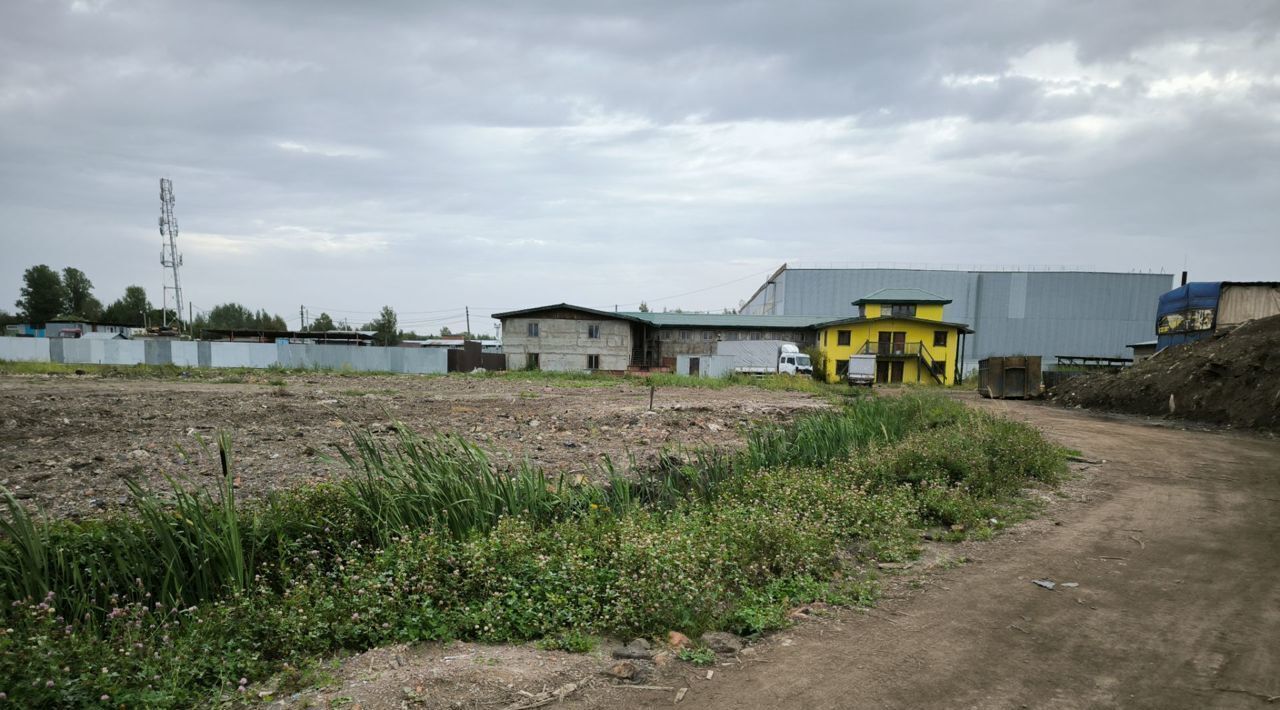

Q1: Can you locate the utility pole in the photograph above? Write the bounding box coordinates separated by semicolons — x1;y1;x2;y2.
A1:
465;306;471;339
300;305;306;331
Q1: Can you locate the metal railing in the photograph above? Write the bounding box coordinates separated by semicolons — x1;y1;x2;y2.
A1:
855;341;947;384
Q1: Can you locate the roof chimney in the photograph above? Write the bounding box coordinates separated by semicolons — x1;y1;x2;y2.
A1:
1180;270;1188;286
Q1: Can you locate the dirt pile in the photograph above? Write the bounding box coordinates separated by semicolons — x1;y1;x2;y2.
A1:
1051;314;1280;432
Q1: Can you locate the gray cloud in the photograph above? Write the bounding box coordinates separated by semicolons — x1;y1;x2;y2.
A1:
2;0;1278;331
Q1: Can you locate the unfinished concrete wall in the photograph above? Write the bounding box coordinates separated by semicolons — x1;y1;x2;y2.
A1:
0;338;51;362
277;343;446;373
1;338;447;374
209;342;278;368
171;342;200;367
676;354;736;377
502;314;631;372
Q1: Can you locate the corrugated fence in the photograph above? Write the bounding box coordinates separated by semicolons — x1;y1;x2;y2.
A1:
0;338;447;374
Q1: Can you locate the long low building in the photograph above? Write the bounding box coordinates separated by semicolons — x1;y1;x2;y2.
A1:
740;264;1174;370
492;304;824;372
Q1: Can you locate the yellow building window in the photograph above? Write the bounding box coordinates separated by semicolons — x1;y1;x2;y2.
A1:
837;330;851;346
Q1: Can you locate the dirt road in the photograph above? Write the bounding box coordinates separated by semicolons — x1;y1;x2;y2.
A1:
585;398;1280;710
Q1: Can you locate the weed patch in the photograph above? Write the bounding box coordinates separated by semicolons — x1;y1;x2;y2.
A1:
0;394;1065;706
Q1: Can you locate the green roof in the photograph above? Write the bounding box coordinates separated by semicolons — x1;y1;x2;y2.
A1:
853;288;951;305
490;304;826;330
815;314;974;334
620;312;829;329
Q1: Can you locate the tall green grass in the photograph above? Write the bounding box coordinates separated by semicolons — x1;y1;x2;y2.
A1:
336;428;575;544
0;394;957;622
0;393;1067;707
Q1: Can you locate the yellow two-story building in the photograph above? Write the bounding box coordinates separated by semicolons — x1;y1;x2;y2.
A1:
815;288;973;385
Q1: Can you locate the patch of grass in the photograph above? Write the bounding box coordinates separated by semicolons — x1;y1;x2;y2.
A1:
535;630;598;653
0;393;1066;707
338;388;396;397
677;647;717;666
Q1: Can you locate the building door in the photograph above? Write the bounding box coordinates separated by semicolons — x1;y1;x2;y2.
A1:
689;357;700;376
890;361;904;383
877;331;908;354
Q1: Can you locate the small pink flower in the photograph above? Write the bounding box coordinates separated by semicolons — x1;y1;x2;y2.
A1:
100;695;110;702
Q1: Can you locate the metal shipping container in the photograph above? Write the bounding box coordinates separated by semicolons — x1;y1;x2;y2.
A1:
978;356;1042;399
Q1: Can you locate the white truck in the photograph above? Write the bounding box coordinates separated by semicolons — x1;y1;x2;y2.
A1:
714;340;813;376
847;353;876;387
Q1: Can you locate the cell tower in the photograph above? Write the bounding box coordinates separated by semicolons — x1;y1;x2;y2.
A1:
158;178;184;331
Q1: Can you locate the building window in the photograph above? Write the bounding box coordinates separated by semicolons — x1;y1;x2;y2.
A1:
857;304;866;318
823;331;828;346
527;353;540;370
890;304;916;317
702;330;714;340
934;331;948;347
527;322;540;337
749;332;760;341
588;324;600;339
837;330;851;346
932;360;946;377
679;330;690;340
587;354;600;370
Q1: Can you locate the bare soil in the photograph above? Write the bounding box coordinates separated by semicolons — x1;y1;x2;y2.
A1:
0;373;828;517
1052;313;1280;433
273;394;1280;710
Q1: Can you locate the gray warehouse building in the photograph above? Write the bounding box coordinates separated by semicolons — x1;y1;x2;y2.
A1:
740;264;1174;370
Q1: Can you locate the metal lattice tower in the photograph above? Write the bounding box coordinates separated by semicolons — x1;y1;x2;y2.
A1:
158;178;184;331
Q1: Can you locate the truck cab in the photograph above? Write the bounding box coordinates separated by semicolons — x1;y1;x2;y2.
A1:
778;347;813;376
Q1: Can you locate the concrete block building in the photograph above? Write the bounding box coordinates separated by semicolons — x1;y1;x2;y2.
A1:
492;304;825;373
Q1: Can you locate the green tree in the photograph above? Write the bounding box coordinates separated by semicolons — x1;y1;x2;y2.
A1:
15;265;67;326
61;267;103;320
363;306;399;346
102;286;151;327
205;303;254;329
252;310;287;331
309;312;336;331
439;325;452;337
637;301;650;312
199;303;286;331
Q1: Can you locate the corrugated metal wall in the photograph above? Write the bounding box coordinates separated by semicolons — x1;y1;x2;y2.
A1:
741;268;1173;369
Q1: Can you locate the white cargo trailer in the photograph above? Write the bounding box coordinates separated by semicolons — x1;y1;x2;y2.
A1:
714;340;812;376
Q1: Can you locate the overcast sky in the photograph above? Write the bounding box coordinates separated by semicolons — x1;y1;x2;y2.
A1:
2;1;1277;333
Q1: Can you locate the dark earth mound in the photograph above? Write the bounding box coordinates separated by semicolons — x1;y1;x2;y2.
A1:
1051;313;1280;432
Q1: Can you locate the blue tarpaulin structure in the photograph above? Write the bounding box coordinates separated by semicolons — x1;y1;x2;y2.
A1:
1157;282;1221;350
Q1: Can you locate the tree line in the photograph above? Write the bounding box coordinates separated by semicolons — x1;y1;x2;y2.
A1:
4;265;494;346
5;265;172;329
